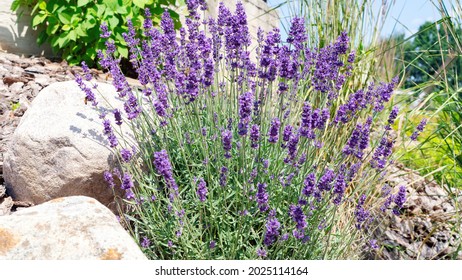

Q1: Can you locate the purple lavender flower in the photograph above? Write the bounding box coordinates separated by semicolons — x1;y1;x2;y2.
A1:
258;28;280;80
268;117;280;143
141;236;151;248
103;170;115;189
154;99;167;118
167;240;173;248
153;150;178;199
196;177;208;202
297;153;307;166
374;77;399;112
75;74;97;106
381;193;393;212
256;183;269;212
343;123;362;156
249;168;258;183
335;31;349;55
287;17;307;51
393;185;406;215
387;106;399;126
371;135;394;169
238;92;253;125
113;109;123;126
347;51;356;63
282;125;294;143
100;22;111;38
264;215;281;246
81;62;93;81
300;102;313;138
121;172;134;190
354;194;370;230
369;239;379;250
347;162;361;182
333;172;346;205
256;248;267;258
125;189;135;200
250;124;260;149
410;118;427;140
317;168;335;192
289;204;307;230
311;32;350;94
102;119;118;148
262;159;269;171
358;117;372;156
302;173;316;197
209;240;216;249
284;132;300;164
222;129;232;158
120;148;133;163
220;166;228;187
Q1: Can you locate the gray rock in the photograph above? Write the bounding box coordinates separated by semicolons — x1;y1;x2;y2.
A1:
25;66;46;74
8;82;24;95
0;196;147;259
0;196;13;216
33;74;50;86
3;81;133;210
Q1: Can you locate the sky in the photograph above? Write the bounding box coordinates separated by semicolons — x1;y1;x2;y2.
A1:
266;0;451;38
379;0;450;37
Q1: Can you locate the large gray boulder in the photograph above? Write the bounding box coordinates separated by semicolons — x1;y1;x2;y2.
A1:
0;196;146;260
3;81;131;209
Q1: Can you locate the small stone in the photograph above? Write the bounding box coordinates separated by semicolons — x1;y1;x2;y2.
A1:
405;242;420;258
424;185;446;197
0;65;8;75
441;202;454;213
399;220;413;237
8;82;24;95
0;196;13;216
0;184;5;198
419;244;438;260
385;230;409;247
25;66;46;74
33;74;50;86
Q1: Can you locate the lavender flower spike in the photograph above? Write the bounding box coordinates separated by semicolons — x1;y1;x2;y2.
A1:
196;177;208;202
393;185;406;215
264;215;281;246
153;150;179;198
250;124;260;149
256;183;269;212
222;129;232;158
268;117;281;143
410;118;427;140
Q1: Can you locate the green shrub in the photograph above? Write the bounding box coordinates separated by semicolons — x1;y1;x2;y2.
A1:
11;0;183;66
78;1;408;259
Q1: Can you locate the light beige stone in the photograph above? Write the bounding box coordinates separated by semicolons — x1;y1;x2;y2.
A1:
0;196;147;260
3;81;133;209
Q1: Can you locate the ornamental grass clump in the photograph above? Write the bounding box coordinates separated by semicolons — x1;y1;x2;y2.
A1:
77;0;409;259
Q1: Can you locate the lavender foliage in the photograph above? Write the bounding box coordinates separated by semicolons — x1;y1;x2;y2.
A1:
79;0;405;260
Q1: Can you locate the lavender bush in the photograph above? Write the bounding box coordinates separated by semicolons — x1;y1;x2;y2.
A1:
77;0;409;259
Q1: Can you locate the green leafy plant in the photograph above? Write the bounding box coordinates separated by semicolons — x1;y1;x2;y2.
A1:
11;0;184;66
10;101;21;111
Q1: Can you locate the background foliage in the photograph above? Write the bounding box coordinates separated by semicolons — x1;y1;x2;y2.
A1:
10;0;184;66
